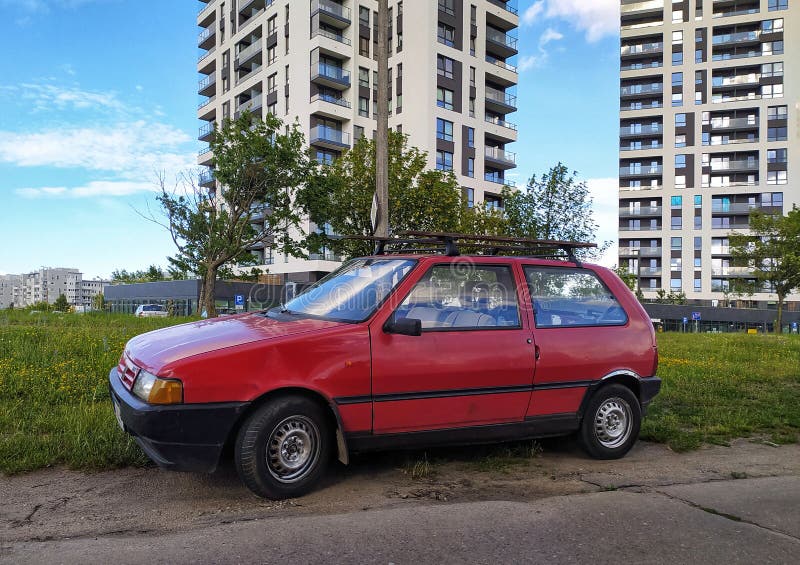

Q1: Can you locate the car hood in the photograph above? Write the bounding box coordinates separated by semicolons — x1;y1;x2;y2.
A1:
126;313;347;372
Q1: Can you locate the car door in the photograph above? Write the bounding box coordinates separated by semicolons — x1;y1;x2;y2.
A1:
521;264;634;418
369;261;536;434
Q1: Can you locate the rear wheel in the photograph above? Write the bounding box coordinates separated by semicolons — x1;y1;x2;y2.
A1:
579;384;641;459
235;396;331;499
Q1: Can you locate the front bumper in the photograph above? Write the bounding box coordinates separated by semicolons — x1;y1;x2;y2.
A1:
108;368;249;473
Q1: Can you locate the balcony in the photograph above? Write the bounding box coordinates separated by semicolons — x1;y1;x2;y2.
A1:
199;170;215;187
312;0;351;29
712;203;762;214
485;147;516;169
198;146;214;166
712;246;731;255
198;46;216;65
486;28;518;58
310;92;351;120
486;0;519;29
197;0;215;27
484;174;516;188
235;94;263;118
712;30;761;46
198;25;216;49
236;40;263;67
620;246;663;257
311;63;351;90
708;116;758;130
620;165;663;177
198;73;216;96
712;74;760;88
620;124;662;137
620;83;663;98
622;0;664;14
639;267;663;276
709;160;758;172
712;266;753;277
198;122;215;142
487;0;518;15
620;42;663;57
312;25;351;46
310;125;350;149
485;86;517;114
619;206;663;217
485;56;517;86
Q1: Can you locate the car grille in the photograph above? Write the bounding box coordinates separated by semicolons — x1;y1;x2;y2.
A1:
117;353;140;391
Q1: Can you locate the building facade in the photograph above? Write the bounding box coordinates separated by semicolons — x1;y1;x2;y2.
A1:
0;269;110;309
618;0;798;306
196;0;519;279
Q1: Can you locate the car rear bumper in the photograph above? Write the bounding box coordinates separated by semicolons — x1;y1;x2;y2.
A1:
640;376;662;412
108;368;249;473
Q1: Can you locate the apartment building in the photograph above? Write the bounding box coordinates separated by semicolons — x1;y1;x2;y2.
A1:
0;275;22;309
618;0;798;305
0;268;110;308
196;0;519;281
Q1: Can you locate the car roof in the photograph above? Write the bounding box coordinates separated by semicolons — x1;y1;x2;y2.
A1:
355;254;603;270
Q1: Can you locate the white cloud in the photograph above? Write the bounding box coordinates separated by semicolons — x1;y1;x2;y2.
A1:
0;83;124;113
586;178;620;267
521;0;545;26
0;121;194;177
519;27;564;71
543;0;619;42
16;181;158;199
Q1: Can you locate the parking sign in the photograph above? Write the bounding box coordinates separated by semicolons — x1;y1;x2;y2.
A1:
235;294;245;309
691;312;701;321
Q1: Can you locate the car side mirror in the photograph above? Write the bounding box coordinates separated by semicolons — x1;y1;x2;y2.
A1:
385;317;422;337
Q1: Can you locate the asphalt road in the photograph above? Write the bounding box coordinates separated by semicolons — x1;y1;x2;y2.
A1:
3;476;799;564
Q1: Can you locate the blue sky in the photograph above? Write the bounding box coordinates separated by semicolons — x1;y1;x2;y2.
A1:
0;0;621;278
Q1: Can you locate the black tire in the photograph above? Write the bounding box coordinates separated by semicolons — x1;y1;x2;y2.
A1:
579;384;641;460
235;396;331;499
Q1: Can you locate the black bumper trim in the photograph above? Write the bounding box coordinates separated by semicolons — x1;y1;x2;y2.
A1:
108;368;249;473
640;376;662;407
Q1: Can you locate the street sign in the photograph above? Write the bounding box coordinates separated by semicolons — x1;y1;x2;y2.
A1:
682;317;688;325
235;294;245;310
691;312;701;321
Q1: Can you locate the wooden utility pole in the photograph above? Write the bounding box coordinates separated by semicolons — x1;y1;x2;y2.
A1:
374;0;390;238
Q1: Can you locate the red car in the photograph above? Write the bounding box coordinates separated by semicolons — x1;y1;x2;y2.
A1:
110;237;660;499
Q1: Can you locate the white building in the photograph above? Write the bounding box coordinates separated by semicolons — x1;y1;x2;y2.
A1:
196;0;520;281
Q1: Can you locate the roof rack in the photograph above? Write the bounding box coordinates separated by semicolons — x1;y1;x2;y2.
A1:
332;231;597;266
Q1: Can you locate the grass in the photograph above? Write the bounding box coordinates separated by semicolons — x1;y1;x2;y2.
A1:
0;310;188;473
641;332;800;451
0;311;798;474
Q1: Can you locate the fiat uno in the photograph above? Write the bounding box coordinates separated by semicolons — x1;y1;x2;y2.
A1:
110;233;660;499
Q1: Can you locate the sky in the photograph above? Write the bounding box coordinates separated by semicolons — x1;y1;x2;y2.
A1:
0;0;622;278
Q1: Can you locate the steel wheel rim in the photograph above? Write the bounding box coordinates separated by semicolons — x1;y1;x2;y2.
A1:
266;416;320;483
594;397;633;449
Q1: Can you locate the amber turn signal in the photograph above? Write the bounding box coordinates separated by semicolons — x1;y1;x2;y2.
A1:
148;379;184;405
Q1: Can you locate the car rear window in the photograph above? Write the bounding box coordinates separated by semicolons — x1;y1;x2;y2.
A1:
143;305;165;312
524;267;628;328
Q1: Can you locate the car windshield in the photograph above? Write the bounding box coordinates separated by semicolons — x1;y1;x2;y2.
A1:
280;258;417;322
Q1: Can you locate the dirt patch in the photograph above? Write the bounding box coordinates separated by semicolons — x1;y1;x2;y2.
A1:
2;438;798;544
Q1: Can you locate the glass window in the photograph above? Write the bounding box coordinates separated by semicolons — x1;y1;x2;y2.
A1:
395;265;521;330
467;157;475;178
672;72;683;86
524;267;627;328
437;87;454;110
675;135;686;148
672;237;682;250
467;127;475;148
672;93;683;107
694;237;702;250
280;259;417;323
671;216;683;229
437;22;455;47
671;195;683;207
438;0;456;15
672;31;683;44
769;0;788;10
675;155;687;168
675;113;686;127
436;150;453;171
437;55;454;79
465;187;474;207
436;118;454;141
672;51;683;65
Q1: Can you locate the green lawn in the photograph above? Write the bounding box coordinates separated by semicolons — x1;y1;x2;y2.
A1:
0;311;798;474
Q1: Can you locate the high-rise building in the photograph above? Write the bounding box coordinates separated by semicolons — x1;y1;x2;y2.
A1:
618;0;798;305
196;0;519;281
0;275;22;309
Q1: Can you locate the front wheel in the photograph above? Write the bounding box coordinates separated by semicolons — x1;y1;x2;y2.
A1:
578;384;641;459
235;396;331;499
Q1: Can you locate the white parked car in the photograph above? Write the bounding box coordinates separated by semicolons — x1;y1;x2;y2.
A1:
134;304;168;318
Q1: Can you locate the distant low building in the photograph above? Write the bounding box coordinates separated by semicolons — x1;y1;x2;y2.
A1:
0;274;22;309
104;279;284;316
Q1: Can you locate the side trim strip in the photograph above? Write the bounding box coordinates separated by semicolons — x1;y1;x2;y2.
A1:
334;380;593;405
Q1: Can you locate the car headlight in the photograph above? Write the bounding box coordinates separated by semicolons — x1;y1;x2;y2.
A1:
132;370;183;405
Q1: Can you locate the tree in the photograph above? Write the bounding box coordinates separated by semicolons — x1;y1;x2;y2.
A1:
158;112;312;317
92;292;106;312
501;163;608;257
111;265;167;284
53;293;69;312
299;131;464;257
730;206;800;333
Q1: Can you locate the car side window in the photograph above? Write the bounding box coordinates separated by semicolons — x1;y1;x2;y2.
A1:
395;265;521;330
524;267;628;328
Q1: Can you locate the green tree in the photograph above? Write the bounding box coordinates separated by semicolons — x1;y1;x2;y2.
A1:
111;265;167;284
158;112;312;317
501;163;608;257
53;293;69;312
91;292;106;311
729;206;800;333
299;131;464;257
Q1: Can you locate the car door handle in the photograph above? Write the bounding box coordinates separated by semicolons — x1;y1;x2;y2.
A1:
535;345;541;360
